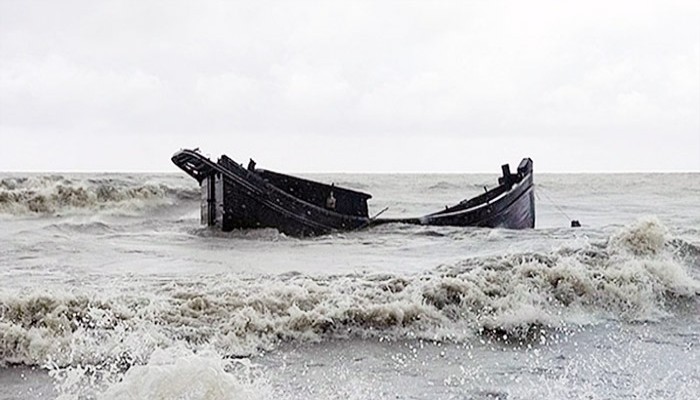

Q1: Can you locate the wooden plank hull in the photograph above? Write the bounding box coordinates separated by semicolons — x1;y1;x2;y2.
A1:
375;158;535;229
172;150;371;236
172;149;535;237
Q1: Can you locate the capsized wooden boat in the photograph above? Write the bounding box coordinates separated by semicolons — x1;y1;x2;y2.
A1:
172;149;535;237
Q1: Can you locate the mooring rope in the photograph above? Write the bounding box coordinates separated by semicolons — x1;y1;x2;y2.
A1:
535;184;573;222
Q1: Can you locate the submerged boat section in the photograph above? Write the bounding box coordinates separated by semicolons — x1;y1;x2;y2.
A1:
378;158;535;230
172;149;535;237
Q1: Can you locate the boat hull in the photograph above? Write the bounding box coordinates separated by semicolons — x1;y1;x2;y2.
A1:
172;150;535;237
172;150;372;237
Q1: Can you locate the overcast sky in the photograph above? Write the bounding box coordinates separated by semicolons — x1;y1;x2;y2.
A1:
1;0;698;172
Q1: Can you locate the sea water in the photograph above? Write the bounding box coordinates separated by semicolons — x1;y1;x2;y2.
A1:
0;172;698;399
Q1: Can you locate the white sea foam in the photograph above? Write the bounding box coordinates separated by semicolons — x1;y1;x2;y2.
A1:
50;348;272;400
0;292;169;369
1;220;697;372
0;174;197;215
610;216;667;256
1;172;699;399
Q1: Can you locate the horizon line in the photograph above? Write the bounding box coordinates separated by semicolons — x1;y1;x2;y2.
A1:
1;169;699;174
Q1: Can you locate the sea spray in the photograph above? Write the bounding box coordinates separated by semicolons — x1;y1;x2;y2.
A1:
0;175;197;215
2;219;697;371
0;292;169;368
50;348;272;400
610;216;667;256
1;172;699;399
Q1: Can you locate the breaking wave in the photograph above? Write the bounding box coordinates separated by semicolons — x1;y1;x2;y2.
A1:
51;348;272;400
0;174;198;215
1;219;697;372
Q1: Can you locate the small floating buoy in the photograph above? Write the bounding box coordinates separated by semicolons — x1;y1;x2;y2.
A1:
571;220;581;228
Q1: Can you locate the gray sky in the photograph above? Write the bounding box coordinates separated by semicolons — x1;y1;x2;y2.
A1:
1;0;698;172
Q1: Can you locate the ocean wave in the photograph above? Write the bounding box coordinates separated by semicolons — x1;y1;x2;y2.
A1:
51;348;272;400
0;175;198;215
1;219;698;371
190;227;291;241
428;181;460;190
46;221;119;235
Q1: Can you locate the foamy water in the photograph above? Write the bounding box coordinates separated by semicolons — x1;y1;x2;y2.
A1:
1;172;699;399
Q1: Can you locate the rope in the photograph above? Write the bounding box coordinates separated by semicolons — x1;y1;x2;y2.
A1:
370;207;390;220
536;184;572;222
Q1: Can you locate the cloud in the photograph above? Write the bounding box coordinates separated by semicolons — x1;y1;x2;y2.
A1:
0;0;698;171
1;55;168;133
